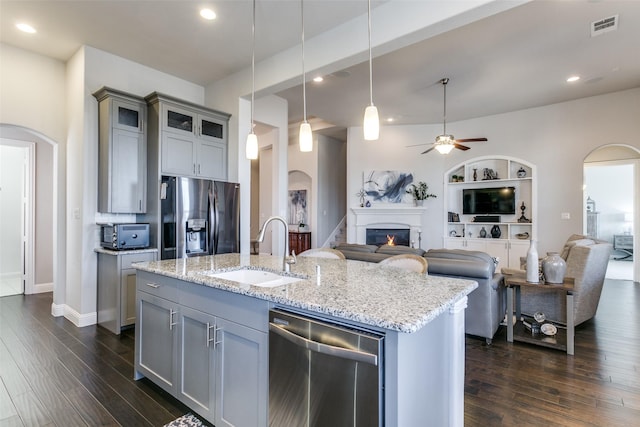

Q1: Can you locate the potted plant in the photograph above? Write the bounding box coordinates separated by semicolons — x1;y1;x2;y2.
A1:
406;181;436;206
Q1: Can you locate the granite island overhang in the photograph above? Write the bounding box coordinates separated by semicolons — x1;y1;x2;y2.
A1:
133;253;477;427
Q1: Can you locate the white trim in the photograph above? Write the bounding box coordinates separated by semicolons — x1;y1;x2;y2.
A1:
51;302;65;317
350;206;427;245
24;143;35;295
33;282;54;294
63;304;97;327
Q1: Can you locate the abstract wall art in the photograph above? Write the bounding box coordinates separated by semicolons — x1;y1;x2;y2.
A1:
364;170;414;203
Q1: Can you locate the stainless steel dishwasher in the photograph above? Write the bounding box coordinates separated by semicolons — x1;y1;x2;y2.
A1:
268;309;384;427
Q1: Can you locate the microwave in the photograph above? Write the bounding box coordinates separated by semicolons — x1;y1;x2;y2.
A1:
100;223;150;250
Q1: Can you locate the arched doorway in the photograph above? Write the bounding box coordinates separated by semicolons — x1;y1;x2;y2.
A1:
584;144;639;283
0;124;60;301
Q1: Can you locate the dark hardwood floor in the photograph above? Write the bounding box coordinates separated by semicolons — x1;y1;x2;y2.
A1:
465;278;640;427
1;279;638;426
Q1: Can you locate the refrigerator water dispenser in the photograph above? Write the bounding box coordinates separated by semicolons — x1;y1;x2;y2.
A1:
186;219;208;254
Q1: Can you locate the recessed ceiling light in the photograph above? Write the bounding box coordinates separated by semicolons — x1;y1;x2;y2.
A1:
566;75;580;83
16;23;36;33
386;117;395;123
313;76;324;83
200;8;216;20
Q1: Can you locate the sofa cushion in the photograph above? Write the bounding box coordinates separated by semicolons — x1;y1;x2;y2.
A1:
424;249;496;279
559;238;595;260
375;244;426;257
336;251;391;263
425;248;494;265
334;243;378;253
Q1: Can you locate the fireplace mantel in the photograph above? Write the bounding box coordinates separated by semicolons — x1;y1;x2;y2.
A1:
351;206;426;245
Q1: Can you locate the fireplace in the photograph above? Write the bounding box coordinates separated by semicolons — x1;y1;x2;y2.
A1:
351;206;426;247
366;228;410;247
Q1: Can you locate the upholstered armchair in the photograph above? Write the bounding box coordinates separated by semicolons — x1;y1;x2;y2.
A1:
502;234;612;325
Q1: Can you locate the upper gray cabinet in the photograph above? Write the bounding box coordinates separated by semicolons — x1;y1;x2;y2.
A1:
146;93;230;181
93;87;147;213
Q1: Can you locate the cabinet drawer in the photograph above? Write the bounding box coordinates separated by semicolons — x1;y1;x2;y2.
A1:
122;252;156;269
137;270;179;301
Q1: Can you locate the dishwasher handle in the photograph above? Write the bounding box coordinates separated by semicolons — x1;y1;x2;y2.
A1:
269;322;378;366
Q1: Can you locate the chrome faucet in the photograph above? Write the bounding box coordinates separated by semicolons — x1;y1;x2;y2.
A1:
256;216;296;272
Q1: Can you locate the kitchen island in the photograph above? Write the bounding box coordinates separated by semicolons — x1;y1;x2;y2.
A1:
134;254;477;427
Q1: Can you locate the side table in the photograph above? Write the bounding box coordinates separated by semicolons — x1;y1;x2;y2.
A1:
505;275;575;355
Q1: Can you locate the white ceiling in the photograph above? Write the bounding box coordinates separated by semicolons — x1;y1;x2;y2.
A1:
2;0;639;140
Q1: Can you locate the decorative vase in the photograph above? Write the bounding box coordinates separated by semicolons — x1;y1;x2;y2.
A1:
473;168;478;181
526;239;539;283
479;227;487;238
542;252;567;284
490;225;501;238
414;199;424;207
517;167;527;178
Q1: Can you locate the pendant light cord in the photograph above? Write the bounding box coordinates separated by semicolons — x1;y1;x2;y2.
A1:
301;0;307;122
442;78;448;135
368;0;373;106
250;0;255;131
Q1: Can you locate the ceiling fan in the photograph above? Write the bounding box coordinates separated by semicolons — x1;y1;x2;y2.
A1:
420;77;487;155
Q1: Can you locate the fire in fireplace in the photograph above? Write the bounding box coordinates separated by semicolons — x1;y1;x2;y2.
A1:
366;228;410;247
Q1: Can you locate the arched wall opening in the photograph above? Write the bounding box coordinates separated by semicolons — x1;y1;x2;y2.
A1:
0;123;62;305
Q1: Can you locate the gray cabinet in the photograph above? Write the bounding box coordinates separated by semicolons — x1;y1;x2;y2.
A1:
146;93;229;181
93;87;147;213
215;317;267;427
179;306;216;420
135;271;268;426
97;250;156;334
136;291;179;395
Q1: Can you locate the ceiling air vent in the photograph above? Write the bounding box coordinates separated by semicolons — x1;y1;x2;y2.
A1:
591;15;618;37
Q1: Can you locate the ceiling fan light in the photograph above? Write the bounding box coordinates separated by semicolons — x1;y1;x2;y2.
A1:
246;132;258;159
299;122;313;152
363;105;379;140
436;134;453;144
435;142;455;154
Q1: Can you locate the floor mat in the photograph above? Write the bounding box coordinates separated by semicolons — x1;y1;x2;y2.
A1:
163;413;204;427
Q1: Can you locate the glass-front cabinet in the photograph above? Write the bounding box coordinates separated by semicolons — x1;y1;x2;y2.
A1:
444;156;537;270
155;97;229;180
113;99;144;132
93;87;147;214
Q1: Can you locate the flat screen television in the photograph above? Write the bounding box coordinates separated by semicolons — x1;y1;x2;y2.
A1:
463;187;516;215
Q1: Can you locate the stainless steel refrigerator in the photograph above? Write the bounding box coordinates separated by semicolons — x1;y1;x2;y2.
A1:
160;176;239;260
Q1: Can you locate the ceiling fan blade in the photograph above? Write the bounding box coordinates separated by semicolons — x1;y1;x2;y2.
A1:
454;143;471;151
453;138;487;143
421;146;436;155
405;143;431;148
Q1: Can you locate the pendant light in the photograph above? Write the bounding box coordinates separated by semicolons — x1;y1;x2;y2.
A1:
245;0;259;160
434;77;455;154
299;0;313;152
363;0;379;141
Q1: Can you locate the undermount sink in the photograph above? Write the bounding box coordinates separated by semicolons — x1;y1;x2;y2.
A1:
204;268;304;287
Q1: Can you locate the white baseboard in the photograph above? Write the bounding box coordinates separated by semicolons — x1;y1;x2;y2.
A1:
30;282;53;294
51;302;65;317
50;302;97;327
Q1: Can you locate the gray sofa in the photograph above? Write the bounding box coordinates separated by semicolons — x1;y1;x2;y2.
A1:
335;243;426;262
335;244;505;344
424;249;505;344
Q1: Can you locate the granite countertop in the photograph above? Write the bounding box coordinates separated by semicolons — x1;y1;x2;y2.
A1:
95;247;159;255
134;253;477;333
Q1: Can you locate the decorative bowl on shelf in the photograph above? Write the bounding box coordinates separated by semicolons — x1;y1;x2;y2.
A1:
515;232;530;240
541;323;557;336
